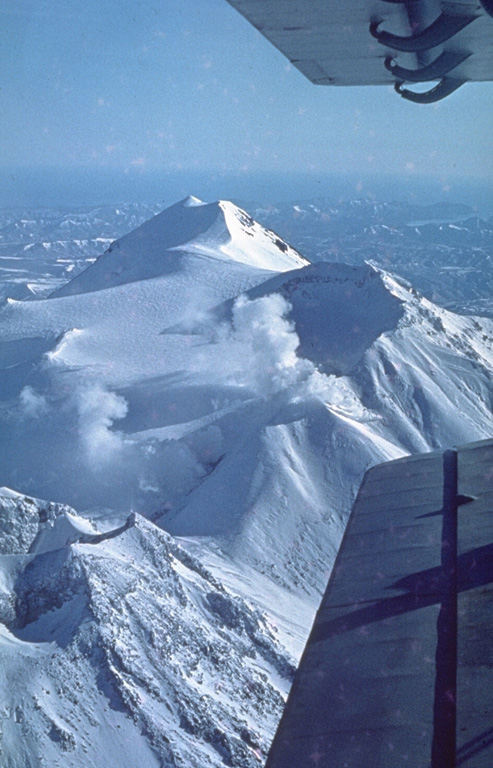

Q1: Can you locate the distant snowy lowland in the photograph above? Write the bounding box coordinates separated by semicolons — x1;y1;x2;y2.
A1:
0;196;492;767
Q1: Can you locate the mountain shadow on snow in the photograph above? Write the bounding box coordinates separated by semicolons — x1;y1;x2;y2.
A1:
247;262;405;375
166;262;405;376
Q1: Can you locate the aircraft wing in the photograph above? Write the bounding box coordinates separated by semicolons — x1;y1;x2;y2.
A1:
226;1;493;102
266;438;493;767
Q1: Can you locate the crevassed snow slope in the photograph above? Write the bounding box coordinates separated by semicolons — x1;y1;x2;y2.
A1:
0;490;294;768
1;198;493;768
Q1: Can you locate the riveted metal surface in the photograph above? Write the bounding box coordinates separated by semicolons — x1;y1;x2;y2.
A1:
226;1;493;85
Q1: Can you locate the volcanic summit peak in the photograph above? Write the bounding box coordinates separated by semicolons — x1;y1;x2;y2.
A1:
52;195;308;296
162;196;308;271
181;194;208;207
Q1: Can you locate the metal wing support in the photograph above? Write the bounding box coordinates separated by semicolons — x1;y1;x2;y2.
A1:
225;1;493;102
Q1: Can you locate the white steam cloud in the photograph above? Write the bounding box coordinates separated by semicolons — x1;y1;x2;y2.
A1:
19;386;49;418
5;293;334;513
75;383;128;469
228;293;315;396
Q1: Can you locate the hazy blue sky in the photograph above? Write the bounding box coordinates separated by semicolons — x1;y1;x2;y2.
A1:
2;0;492;205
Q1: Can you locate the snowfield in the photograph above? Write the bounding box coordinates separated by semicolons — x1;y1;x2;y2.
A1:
0;197;492;766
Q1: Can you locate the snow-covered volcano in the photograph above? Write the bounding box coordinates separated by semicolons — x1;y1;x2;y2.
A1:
52;196;308;296
1;197;492;767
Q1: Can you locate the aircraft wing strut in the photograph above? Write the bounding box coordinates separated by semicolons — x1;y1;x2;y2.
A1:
226;1;493;102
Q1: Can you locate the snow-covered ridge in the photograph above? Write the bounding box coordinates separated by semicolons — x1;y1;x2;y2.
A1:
0;488;92;557
1;196;493;767
0;488;294;767
2;197;491;313
52;196;308;297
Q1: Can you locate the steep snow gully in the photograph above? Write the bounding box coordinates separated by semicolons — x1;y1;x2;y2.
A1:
0;197;492;767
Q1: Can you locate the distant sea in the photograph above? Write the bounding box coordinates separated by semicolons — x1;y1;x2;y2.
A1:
2;167;492;216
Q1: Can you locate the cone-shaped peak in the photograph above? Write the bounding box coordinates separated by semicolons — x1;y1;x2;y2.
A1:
53;196;308;296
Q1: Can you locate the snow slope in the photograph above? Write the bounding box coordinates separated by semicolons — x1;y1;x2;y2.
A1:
52;196;307;296
1;197;492;767
0;490;294;768
159;264;493;596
